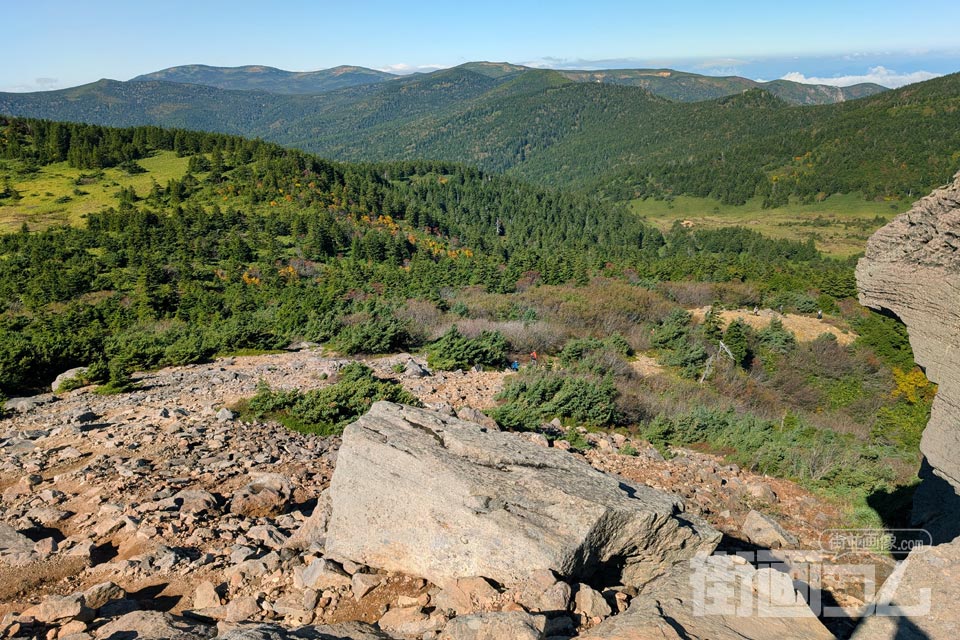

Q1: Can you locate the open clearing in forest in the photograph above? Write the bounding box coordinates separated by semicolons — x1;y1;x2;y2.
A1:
0;151;190;231
689;306;857;344
631;193;910;257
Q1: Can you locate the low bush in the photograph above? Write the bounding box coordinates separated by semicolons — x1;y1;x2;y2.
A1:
489;369;620;430
238;362;421;436
640;407;898;492
425;326;507;371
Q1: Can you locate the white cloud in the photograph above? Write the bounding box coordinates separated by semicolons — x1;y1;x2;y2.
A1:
780;66;941;88
1;77;65;92
375;63;447;75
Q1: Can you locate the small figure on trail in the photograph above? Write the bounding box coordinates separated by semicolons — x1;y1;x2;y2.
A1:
817;309;823;320
530;351;538;366
778;304;784;316
511;360;519;372
753;306;759;316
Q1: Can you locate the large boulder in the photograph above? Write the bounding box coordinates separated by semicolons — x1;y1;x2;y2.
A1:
856;170;960;540
324;402;719;588
580;555;833;640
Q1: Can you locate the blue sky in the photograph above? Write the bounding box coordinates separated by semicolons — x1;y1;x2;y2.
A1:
3;0;958;91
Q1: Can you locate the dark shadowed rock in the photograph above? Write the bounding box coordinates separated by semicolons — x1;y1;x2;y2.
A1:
214;622;391;639
325;402;719;588
93;610;215;639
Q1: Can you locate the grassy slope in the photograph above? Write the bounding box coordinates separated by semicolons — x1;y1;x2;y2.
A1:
630;193;911;257
0;151;190;231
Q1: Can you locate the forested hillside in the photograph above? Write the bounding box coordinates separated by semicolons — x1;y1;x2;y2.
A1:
0;117;854;396
0;117;934;532
2;70;957;206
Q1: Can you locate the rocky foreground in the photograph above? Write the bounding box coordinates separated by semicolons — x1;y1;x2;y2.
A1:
0;350;888;639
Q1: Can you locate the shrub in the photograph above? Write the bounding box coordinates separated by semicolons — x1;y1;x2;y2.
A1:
489;370;620;430
240;363;421;436
758;318;796;355
333;311;412;355
640;407;898;492
426;326;507;371
558;334;633;376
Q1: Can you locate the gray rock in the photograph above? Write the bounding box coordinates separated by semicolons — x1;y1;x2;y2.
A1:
217;408;236;422
377;606;447;637
175;490;221;515
287;341;320;352
214;622;391;639
0;523;34;555
741;510;798;549
82;582;126;611
285;491;331;551
325;402;719;588
439;611;546;640
247;524;287;549
851;535;960;640
4;394;56;413
194;581;222;610
508;570;571;613
455;406;500;431
94;610;215;639
230;473;292;518
580;555;832;640
225;596;261;623
404;359;431;378
432;577;500;615
52;367;90;392
295;558;351;590
25;594;94;624
350;573;382;601
574;583;612;620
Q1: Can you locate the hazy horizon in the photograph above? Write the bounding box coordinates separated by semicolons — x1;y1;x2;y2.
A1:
4;0;958;92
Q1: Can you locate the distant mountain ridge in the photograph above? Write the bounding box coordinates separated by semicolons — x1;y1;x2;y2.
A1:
129;61;885;104
132;64;397;94
2;65;957;206
554;67;886;104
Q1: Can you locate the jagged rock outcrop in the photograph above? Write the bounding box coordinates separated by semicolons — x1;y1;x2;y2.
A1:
324;402;720;588
855;171;960;638
856;170;960;539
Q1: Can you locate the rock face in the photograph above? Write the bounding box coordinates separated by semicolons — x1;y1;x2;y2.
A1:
324;402;720;588
855;171;960;638
856;170;960;538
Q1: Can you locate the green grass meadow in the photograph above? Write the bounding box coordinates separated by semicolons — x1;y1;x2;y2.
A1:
630;193;910;257
0;151;190;232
